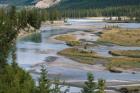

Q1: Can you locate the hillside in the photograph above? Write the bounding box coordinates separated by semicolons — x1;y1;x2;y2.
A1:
0;0;38;5
35;0;61;8
0;0;60;8
53;0;140;9
0;0;140;9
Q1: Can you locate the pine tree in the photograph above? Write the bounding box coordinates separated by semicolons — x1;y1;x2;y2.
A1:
0;6;36;93
82;72;96;93
97;79;106;93
38;65;51;93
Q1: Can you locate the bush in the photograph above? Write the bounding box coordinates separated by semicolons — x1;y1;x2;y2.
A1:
66;41;81;46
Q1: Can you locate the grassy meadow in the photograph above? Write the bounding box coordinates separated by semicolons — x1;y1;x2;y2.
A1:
98;29;140;46
107;57;140;69
55;34;82;46
109;50;140;58
58;48;98;58
57;48;107;65
55;35;77;42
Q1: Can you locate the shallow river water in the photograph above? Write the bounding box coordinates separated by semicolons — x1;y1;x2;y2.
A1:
16;19;140;83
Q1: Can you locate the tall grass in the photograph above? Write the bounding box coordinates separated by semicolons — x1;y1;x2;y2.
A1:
98;29;140;46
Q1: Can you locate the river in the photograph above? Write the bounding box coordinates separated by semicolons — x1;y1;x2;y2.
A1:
16;19;140;92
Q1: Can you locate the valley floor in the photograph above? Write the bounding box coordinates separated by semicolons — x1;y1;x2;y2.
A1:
17;19;140;93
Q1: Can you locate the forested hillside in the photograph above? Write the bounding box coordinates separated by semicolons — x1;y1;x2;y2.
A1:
47;0;140;21
0;0;37;5
54;0;140;9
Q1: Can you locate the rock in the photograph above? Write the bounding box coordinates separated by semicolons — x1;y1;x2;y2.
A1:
44;56;58;62
109;67;123;73
132;72;136;74
35;0;61;8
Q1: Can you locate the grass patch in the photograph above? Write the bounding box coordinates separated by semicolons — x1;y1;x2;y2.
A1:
57;48;107;65
66;41;81;46
98;29;140;46
55;35;82;46
70;56;107;65
58;48;98;58
109;50;140;58
70;56;97;65
55;35;77;42
107;57;140;69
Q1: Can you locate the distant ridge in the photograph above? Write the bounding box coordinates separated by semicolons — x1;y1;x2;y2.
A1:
0;0;140;9
52;0;140;9
0;0;37;5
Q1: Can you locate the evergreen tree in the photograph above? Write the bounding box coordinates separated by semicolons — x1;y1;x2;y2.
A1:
38;65;51;93
97;79;106;93
82;73;106;93
27;9;41;29
82;72;96;93
0;6;36;93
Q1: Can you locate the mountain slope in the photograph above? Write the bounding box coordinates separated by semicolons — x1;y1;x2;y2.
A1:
0;0;38;5
35;0;61;8
0;0;140;10
0;0;60;8
53;0;140;9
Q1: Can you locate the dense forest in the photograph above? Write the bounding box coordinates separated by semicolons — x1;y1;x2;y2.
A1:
47;6;140;22
48;0;140;21
54;0;140;9
0;0;140;21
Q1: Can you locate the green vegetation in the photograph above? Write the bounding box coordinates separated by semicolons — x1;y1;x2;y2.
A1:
36;65;62;93
0;0;36;5
97;28;140;69
66;41;81;46
37;65;51;93
109;50;140;58
0;6;37;93
58;47;140;69
2;0;140;21
55;35;77;42
55;34;81;46
82;72;105;93
107;57;140;69
97;79;106;93
0;6;65;93
49;5;140;21
49;0;140;21
58;48;107;65
0;5;107;93
0;65;35;93
98;29;140;46
58;48;98;58
54;0;140;9
82;73;96;93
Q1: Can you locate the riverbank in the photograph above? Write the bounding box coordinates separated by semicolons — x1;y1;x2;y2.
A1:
16;18;140;93
17;25;39;39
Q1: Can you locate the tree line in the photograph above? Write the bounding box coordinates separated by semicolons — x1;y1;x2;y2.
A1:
48;5;140;22
54;0;140;10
